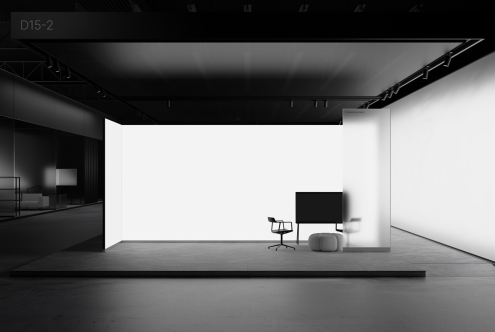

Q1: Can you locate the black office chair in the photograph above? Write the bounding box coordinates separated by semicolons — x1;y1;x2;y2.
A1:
268;217;295;250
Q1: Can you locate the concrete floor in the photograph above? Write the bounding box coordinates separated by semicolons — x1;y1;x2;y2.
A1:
1;204;495;331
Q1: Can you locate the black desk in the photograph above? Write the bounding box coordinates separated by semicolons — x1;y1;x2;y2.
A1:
296;222;343;244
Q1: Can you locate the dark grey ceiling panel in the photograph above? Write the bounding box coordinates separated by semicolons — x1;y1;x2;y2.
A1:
12;74;105;139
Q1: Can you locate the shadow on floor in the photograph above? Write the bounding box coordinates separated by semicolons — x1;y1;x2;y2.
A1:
63;235;103;252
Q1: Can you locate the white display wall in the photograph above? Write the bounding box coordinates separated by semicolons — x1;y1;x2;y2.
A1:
104;119;122;249
391;52;495;261
121;125;342;241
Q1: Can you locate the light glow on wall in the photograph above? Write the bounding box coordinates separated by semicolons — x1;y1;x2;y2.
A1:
391;52;495;261
121;125;342;241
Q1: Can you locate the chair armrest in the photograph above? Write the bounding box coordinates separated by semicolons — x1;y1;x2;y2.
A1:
283;221;292;230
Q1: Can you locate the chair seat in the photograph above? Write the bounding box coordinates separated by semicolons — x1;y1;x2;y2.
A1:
272;229;292;234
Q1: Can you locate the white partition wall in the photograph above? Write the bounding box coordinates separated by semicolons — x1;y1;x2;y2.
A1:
104;119;122;249
343;109;390;251
121;125;342;241
391;52;495;261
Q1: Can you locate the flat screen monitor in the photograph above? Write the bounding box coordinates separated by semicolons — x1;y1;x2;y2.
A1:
56;169;77;186
296;192;342;223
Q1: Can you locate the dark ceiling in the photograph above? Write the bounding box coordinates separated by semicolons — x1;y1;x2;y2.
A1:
0;1;493;125
32;41;460;124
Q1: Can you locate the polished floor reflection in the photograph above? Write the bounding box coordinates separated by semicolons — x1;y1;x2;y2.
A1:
1;277;495;331
0;204;102;276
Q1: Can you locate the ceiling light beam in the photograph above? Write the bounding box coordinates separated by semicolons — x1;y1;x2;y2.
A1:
354;4;366;12
299;4;309;12
128;0;142;12
410;4;423;12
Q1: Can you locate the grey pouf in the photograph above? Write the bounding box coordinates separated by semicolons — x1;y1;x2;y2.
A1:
308;233;341;252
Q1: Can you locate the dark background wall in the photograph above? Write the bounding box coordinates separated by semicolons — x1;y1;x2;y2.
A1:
55;133;100;204
84;137;99;204
98;140;104;201
0;118;15;216
0;118;14;177
15;125;56;195
0;68;104;208
56;131;85;202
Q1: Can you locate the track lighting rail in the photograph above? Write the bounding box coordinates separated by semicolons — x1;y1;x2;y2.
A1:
361;39;483;109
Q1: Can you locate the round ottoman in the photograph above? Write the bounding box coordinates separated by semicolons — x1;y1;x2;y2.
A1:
308;233;342;252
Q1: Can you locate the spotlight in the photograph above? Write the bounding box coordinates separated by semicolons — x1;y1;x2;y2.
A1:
168;100;171;108
66;68;71;78
94;85;101;94
102;90;107;98
393;84;401;94
325;100;328;107
46;56;53;69
423;66;429;80
55;61;61;73
290;100;293;108
381;92;388;101
314;100;318;107
443;52;452;67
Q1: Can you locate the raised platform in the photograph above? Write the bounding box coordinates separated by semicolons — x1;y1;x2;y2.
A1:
9;230;445;277
11;228;489;278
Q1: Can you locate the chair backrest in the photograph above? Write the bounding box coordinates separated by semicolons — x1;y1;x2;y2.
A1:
268;217;276;223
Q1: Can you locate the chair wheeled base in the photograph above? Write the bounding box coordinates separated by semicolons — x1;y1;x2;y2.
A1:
268;234;295;250
268;243;296;250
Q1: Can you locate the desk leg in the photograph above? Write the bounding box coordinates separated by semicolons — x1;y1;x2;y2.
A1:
297;224;299;245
